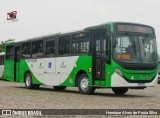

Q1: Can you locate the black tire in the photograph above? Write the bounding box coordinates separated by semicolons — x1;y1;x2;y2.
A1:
25;73;40;89
112;87;129;95
78;73;95;95
54;86;66;90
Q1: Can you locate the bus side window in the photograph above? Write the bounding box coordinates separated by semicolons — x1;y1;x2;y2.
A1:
79;41;89;54
58;38;64;55
58;36;70;56
72;42;79;54
32;40;43;58
71;32;89;55
22;42;31;58
46;40;55;57
6;45;14;60
0;56;2;65
65;36;70;55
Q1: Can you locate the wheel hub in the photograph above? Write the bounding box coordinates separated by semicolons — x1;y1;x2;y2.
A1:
80;77;89;91
26;76;31;87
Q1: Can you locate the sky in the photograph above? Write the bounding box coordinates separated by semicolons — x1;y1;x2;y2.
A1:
0;0;160;52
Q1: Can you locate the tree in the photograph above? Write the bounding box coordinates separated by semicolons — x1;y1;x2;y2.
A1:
0;39;15;52
0;41;5;52
5;39;15;43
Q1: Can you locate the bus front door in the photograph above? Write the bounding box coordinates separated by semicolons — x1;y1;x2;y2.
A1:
14;46;20;82
92;32;106;86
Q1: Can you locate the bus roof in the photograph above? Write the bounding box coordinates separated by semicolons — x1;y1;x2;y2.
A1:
10;22;155;44
14;23;111;43
15;28;87;43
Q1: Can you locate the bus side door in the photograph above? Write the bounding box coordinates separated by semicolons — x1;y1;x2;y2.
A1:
90;28;106;86
14;46;21;82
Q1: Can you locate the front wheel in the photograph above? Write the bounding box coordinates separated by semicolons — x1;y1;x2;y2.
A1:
112;87;129;95
78;73;95;95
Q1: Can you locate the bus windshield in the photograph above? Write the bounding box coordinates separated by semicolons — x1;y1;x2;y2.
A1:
113;35;157;63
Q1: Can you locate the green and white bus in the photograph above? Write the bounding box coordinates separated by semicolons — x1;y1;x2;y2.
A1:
4;22;158;95
0;52;5;79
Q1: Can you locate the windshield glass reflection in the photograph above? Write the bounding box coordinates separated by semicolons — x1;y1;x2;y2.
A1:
113;36;157;63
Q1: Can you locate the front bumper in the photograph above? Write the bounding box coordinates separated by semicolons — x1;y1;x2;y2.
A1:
111;72;158;87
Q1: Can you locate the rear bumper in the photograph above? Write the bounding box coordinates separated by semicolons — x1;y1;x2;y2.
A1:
111;72;158;87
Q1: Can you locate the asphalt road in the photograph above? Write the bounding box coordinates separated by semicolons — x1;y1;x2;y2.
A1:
0;79;160;110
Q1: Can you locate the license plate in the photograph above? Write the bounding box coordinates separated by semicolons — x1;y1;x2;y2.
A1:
138;83;145;87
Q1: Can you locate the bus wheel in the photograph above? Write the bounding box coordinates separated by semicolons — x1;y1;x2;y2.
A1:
25;73;37;89
112;87;128;95
78;73;95;95
54;86;66;90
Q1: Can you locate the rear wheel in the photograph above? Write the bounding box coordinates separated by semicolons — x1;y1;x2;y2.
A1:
25;73;40;89
78;73;95;95
112;87;129;95
54;86;66;90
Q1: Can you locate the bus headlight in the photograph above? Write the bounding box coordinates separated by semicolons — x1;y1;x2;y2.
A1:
115;68;122;76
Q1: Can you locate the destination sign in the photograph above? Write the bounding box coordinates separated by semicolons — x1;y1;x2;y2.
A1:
117;24;153;34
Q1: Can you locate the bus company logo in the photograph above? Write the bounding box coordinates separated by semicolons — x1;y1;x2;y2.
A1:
2;110;11;115
31;59;37;62
48;62;52;68
39;63;44;69
61;62;66;68
131;76;134;80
